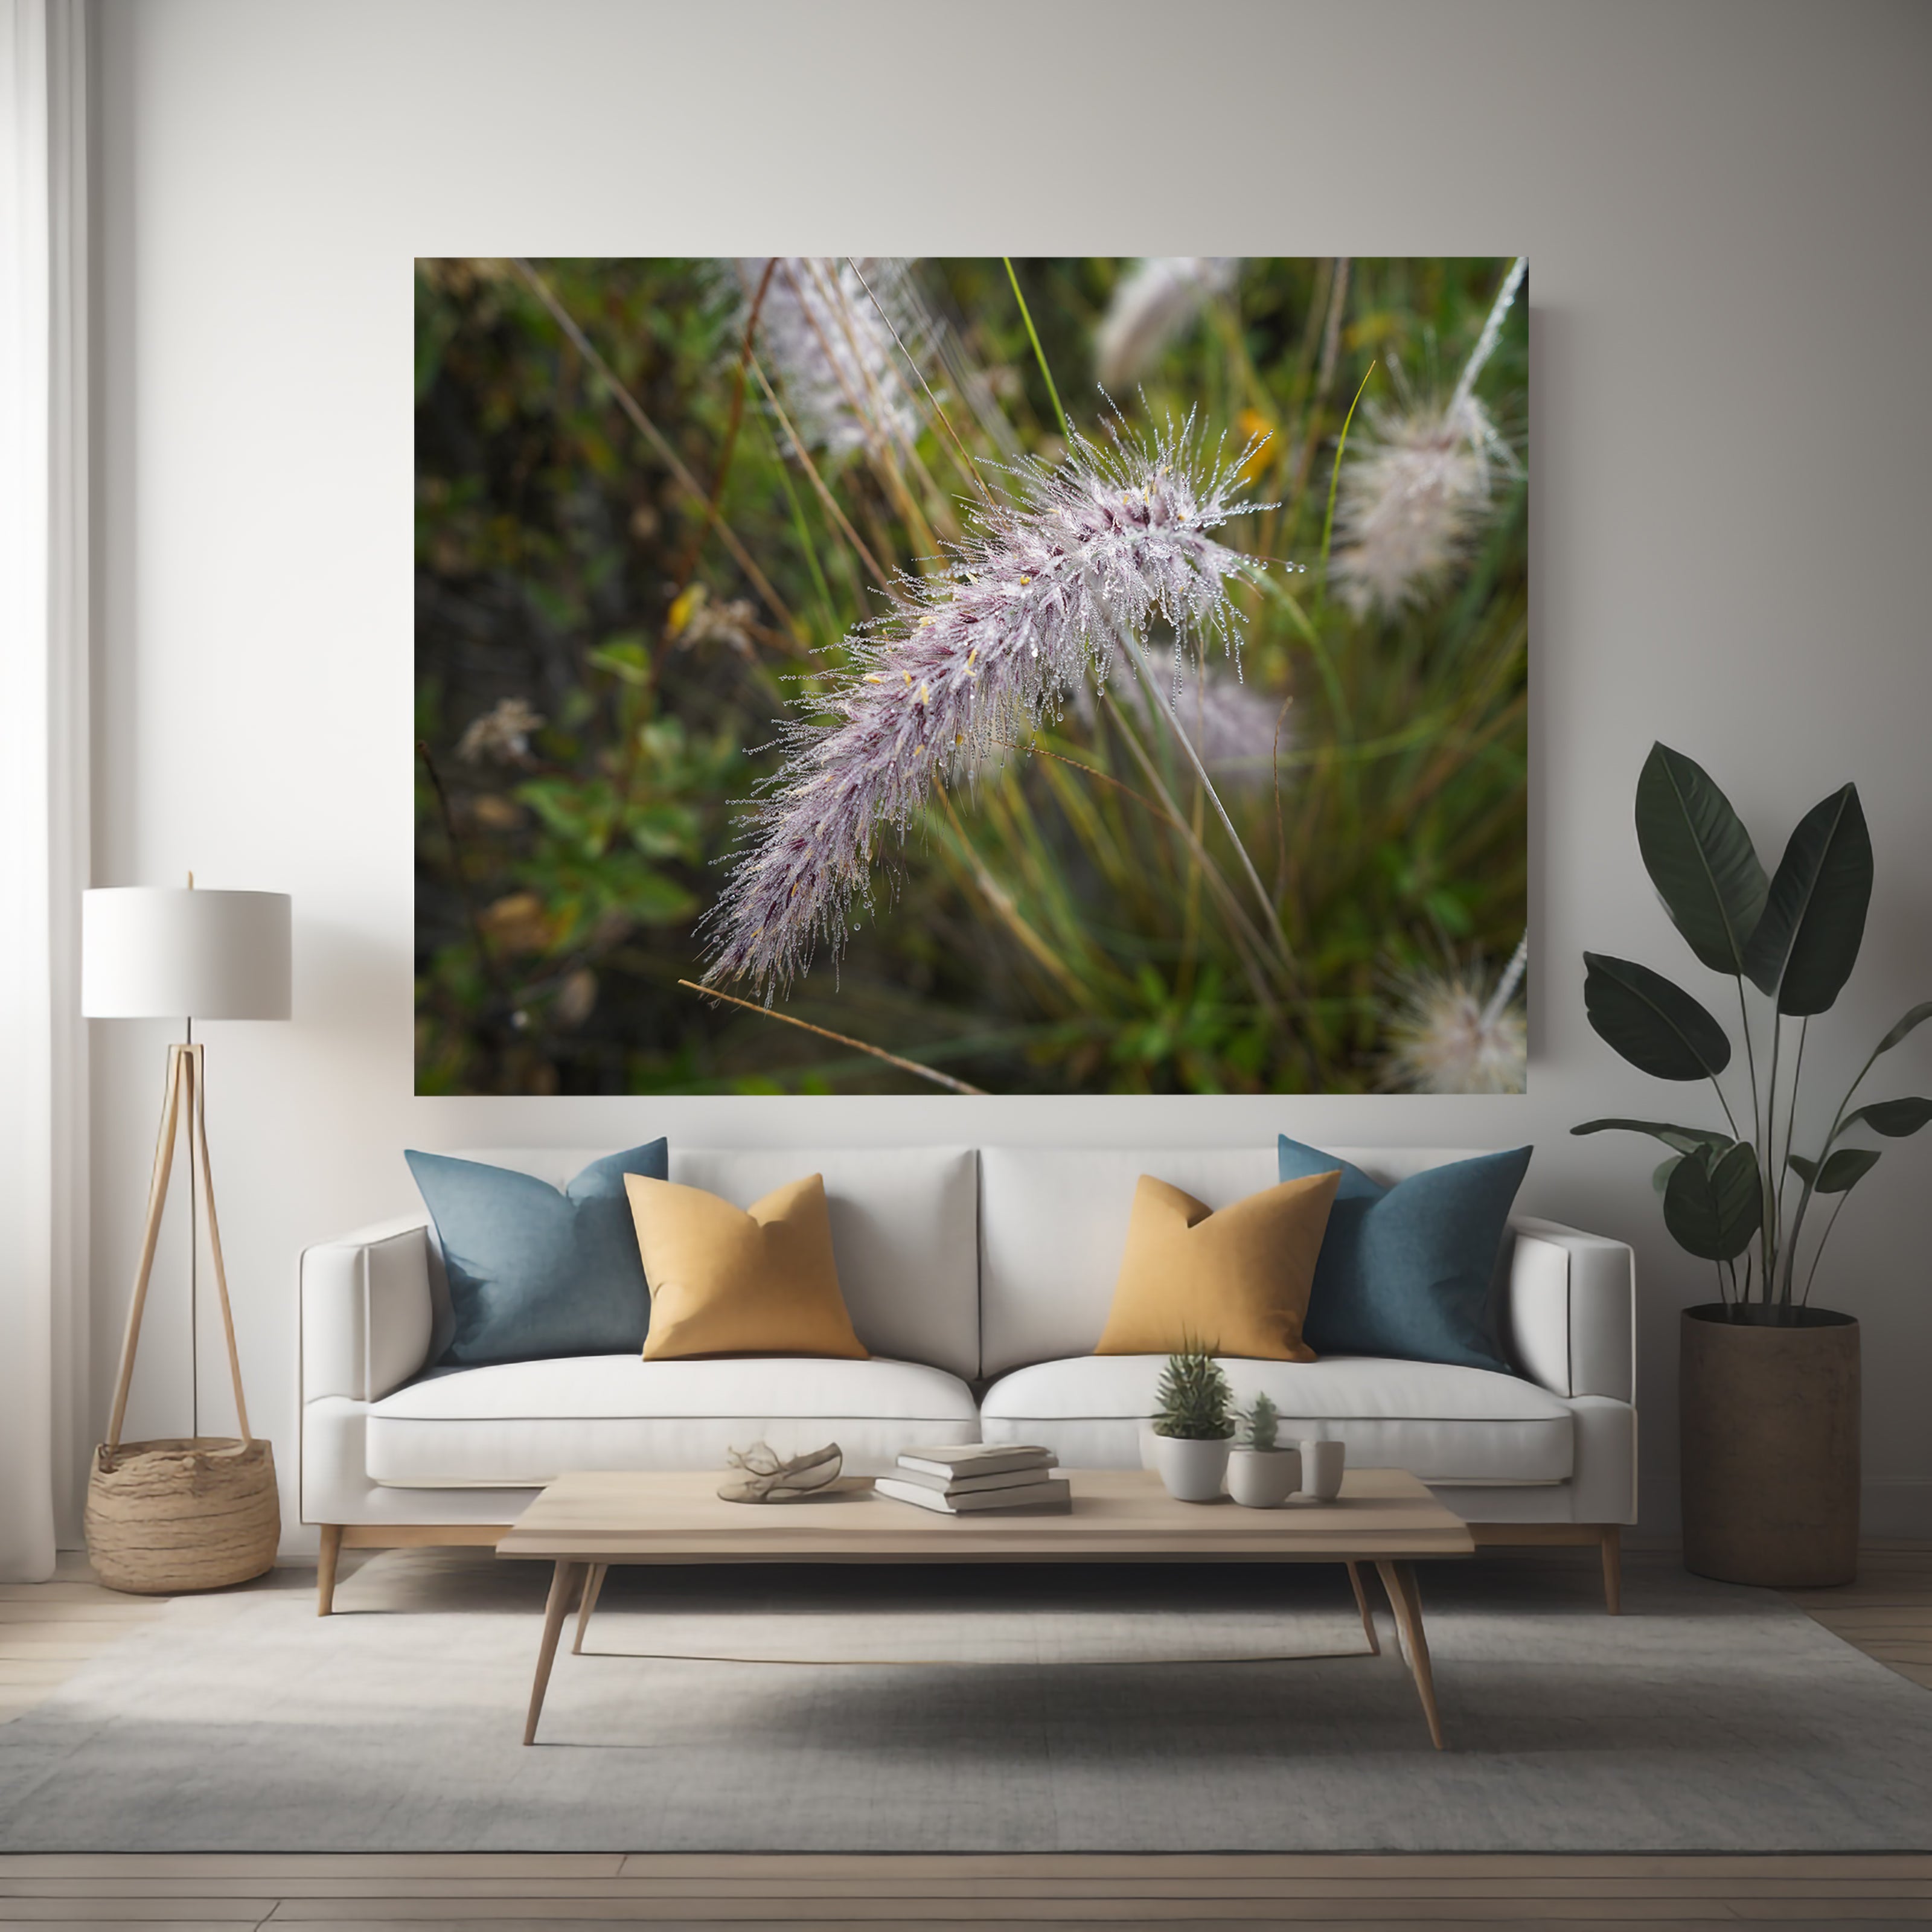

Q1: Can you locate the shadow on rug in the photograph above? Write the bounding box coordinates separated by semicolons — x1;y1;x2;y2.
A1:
2;1549;1929;1852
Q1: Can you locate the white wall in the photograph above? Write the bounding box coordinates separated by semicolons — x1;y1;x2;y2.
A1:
88;0;1932;1549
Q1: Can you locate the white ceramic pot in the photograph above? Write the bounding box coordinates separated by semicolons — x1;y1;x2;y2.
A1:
1153;1431;1233;1502
1227;1446;1301;1509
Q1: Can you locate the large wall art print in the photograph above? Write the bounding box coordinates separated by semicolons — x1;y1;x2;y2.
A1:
415;257;1528;1096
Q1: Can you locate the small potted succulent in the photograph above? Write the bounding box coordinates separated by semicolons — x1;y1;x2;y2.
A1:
1226;1393;1300;1509
1150;1342;1235;1502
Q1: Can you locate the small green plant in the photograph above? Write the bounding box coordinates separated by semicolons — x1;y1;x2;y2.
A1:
1237;1392;1281;1451
1153;1342;1233;1441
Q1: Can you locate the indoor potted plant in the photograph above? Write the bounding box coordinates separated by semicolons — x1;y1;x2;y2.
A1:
1227;1393;1300;1509
1150;1343;1235;1502
1576;743;1930;1585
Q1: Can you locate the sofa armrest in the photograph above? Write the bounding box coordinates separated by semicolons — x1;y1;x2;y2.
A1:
301;1217;434;1403
1503;1217;1636;1403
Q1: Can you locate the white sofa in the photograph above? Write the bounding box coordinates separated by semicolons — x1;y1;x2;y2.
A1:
301;1145;1637;1613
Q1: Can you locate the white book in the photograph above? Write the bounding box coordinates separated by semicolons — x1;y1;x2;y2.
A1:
886;1463;1061;1496
897;1443;1057;1480
874;1476;1072;1515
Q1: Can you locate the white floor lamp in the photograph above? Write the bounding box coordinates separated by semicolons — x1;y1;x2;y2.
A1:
80;880;290;1593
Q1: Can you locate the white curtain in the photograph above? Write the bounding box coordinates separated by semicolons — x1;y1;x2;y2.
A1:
0;0;89;1581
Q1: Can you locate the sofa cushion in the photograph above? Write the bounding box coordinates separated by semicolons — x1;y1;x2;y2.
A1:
629;1173;867;1362
1279;1136;1529;1372
979;1354;1573;1483
405;1140;668;1367
979;1146;1497;1377
1096;1171;1339;1361
365;1354;977;1485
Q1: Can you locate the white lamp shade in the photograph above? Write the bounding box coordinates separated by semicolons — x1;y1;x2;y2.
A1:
82;888;292;1020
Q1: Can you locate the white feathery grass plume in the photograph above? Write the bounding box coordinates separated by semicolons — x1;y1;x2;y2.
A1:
1095;258;1238;392
1331;257;1526;618
1376;930;1529;1095
734;257;922;458
702;419;1273;995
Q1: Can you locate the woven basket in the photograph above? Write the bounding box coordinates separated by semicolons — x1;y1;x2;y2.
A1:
85;1437;280;1595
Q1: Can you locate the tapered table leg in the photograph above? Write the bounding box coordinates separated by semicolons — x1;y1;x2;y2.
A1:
1375;1559;1445;1750
1345;1561;1380;1655
572;1563;608;1655
523;1559;582;1745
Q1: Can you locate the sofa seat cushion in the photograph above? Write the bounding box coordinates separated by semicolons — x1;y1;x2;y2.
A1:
980;1355;1574;1484
365;1355;977;1486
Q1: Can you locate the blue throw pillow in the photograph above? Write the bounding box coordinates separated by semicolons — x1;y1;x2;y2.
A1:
405;1142;669;1366
1276;1136;1531;1373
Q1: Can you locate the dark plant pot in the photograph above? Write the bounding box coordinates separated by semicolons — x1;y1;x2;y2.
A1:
1679;1304;1860;1588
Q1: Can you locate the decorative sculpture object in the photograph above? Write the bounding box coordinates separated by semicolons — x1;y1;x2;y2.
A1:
718;1441;843;1503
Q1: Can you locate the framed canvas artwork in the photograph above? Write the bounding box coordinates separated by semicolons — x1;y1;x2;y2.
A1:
415;257;1527;1096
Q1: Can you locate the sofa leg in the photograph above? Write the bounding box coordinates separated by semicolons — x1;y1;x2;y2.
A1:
1469;1523;1626;1614
315;1524;512;1616
316;1524;343;1617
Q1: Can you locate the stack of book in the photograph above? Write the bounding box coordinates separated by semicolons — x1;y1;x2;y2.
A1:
873;1443;1070;1514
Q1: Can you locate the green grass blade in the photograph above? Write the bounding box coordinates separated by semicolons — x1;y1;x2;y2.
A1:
1004;257;1072;443
1319;359;1377;590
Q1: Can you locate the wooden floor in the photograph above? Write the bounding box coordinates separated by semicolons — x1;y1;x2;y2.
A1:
1;1544;1927;1927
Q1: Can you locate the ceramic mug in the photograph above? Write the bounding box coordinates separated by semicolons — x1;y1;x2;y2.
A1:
1297;1438;1346;1502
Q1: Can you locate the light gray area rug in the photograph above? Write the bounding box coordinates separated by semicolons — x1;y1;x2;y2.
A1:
2;1549;1930;1852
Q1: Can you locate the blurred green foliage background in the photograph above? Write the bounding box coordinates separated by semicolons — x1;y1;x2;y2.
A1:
415;257;1526;1095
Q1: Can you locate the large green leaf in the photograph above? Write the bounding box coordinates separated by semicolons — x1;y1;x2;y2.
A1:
1662;1141;1762;1260
1572;1118;1735;1154
1634;743;1767;976
1815;1147;1881;1192
1742;784;1872;1013
1791;1147;1883;1192
1842;1097;1932;1138
1875;1002;1932;1055
1582;953;1733;1081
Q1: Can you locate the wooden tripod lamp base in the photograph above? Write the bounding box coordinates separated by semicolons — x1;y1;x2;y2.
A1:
83;1041;280;1595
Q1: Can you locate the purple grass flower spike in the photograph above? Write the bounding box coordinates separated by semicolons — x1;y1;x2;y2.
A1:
702;418;1275;996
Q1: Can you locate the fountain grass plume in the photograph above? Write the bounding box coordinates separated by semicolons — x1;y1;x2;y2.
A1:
702;415;1276;995
1096;258;1238;392
1376;929;1529;1095
735;257;921;458
1331;257;1525;618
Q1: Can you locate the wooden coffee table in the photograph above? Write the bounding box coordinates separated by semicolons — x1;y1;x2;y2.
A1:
497;1466;1474;1749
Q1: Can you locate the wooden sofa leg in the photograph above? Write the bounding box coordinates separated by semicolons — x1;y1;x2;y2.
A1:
316;1524;512;1617
316;1524;343;1617
1469;1523;1625;1614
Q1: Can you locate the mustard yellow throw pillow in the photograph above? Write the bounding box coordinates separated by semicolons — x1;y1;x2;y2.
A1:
625;1172;868;1362
1094;1170;1342;1362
